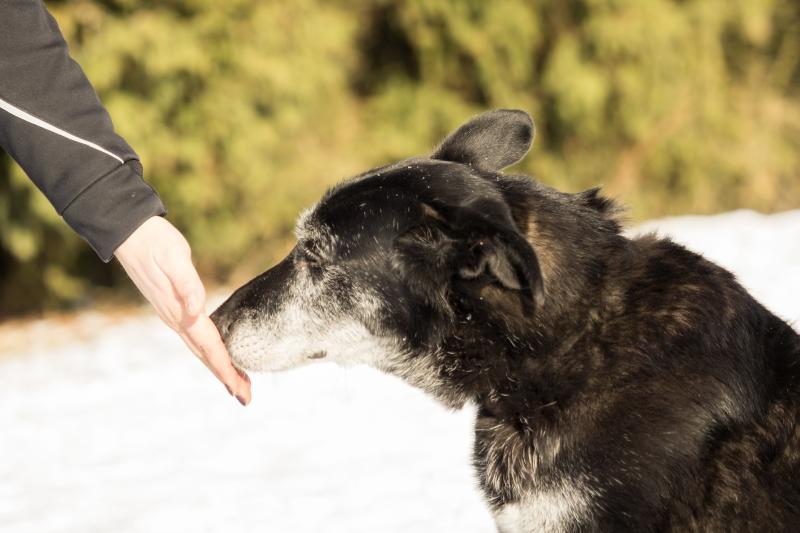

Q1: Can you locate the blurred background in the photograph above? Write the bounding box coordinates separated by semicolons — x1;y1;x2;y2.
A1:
1;0;799;318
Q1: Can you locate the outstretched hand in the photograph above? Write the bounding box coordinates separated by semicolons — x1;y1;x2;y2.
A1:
115;216;251;405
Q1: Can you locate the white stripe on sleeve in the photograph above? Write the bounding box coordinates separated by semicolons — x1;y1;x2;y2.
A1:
0;96;124;164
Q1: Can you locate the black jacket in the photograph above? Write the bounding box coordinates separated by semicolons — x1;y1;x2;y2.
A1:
0;0;165;261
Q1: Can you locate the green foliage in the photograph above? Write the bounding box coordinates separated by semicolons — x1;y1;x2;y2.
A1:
1;0;799;315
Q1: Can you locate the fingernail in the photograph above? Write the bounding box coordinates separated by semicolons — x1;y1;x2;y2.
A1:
236;394;247;406
225;384;233;396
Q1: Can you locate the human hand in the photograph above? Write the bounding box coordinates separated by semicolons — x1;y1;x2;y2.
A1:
115;216;251;405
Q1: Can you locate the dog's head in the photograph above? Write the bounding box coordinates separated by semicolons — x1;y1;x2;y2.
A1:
211;110;544;402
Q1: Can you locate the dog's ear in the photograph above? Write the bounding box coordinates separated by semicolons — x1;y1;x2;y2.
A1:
454;223;544;312
431;109;534;172
403;202;544;312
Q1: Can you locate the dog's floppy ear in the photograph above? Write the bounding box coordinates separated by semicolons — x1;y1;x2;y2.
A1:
454;221;544;311
414;202;545;311
431;109;534;172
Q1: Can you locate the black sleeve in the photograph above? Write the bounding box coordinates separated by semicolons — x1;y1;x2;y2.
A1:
0;0;166;261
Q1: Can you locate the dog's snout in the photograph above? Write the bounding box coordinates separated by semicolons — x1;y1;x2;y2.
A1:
211;283;257;342
210;306;233;340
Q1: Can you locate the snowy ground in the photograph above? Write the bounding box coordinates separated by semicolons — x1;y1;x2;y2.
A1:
1;209;798;533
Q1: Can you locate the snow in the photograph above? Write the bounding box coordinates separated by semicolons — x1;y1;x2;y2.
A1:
1;209;798;533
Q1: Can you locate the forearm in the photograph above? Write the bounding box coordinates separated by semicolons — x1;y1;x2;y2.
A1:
0;0;165;261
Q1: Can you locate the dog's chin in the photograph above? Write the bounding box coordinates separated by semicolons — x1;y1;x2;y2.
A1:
228;349;307;373
227;339;331;373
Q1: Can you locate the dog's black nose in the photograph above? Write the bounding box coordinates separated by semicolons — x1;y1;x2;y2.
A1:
210;307;231;340
211;285;255;342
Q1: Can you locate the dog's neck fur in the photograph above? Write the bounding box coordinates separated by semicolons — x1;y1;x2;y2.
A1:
388;180;632;523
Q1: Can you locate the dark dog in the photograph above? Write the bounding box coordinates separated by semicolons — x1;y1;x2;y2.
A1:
212;110;800;532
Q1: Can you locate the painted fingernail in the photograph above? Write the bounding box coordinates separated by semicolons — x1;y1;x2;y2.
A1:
235;394;247;406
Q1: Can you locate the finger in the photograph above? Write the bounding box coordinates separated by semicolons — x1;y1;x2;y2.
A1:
155;248;206;319
178;326;252;406
136;270;187;331
118;247;186;329
180;315;252;405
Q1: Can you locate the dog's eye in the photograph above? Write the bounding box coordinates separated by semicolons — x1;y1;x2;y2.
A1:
298;245;324;267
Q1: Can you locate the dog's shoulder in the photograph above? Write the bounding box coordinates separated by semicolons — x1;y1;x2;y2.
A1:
608;233;747;336
624;232;737;298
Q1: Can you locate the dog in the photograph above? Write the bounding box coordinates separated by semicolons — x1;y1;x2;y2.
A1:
211;110;800;532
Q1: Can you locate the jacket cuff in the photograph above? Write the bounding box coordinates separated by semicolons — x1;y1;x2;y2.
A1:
61;161;166;262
